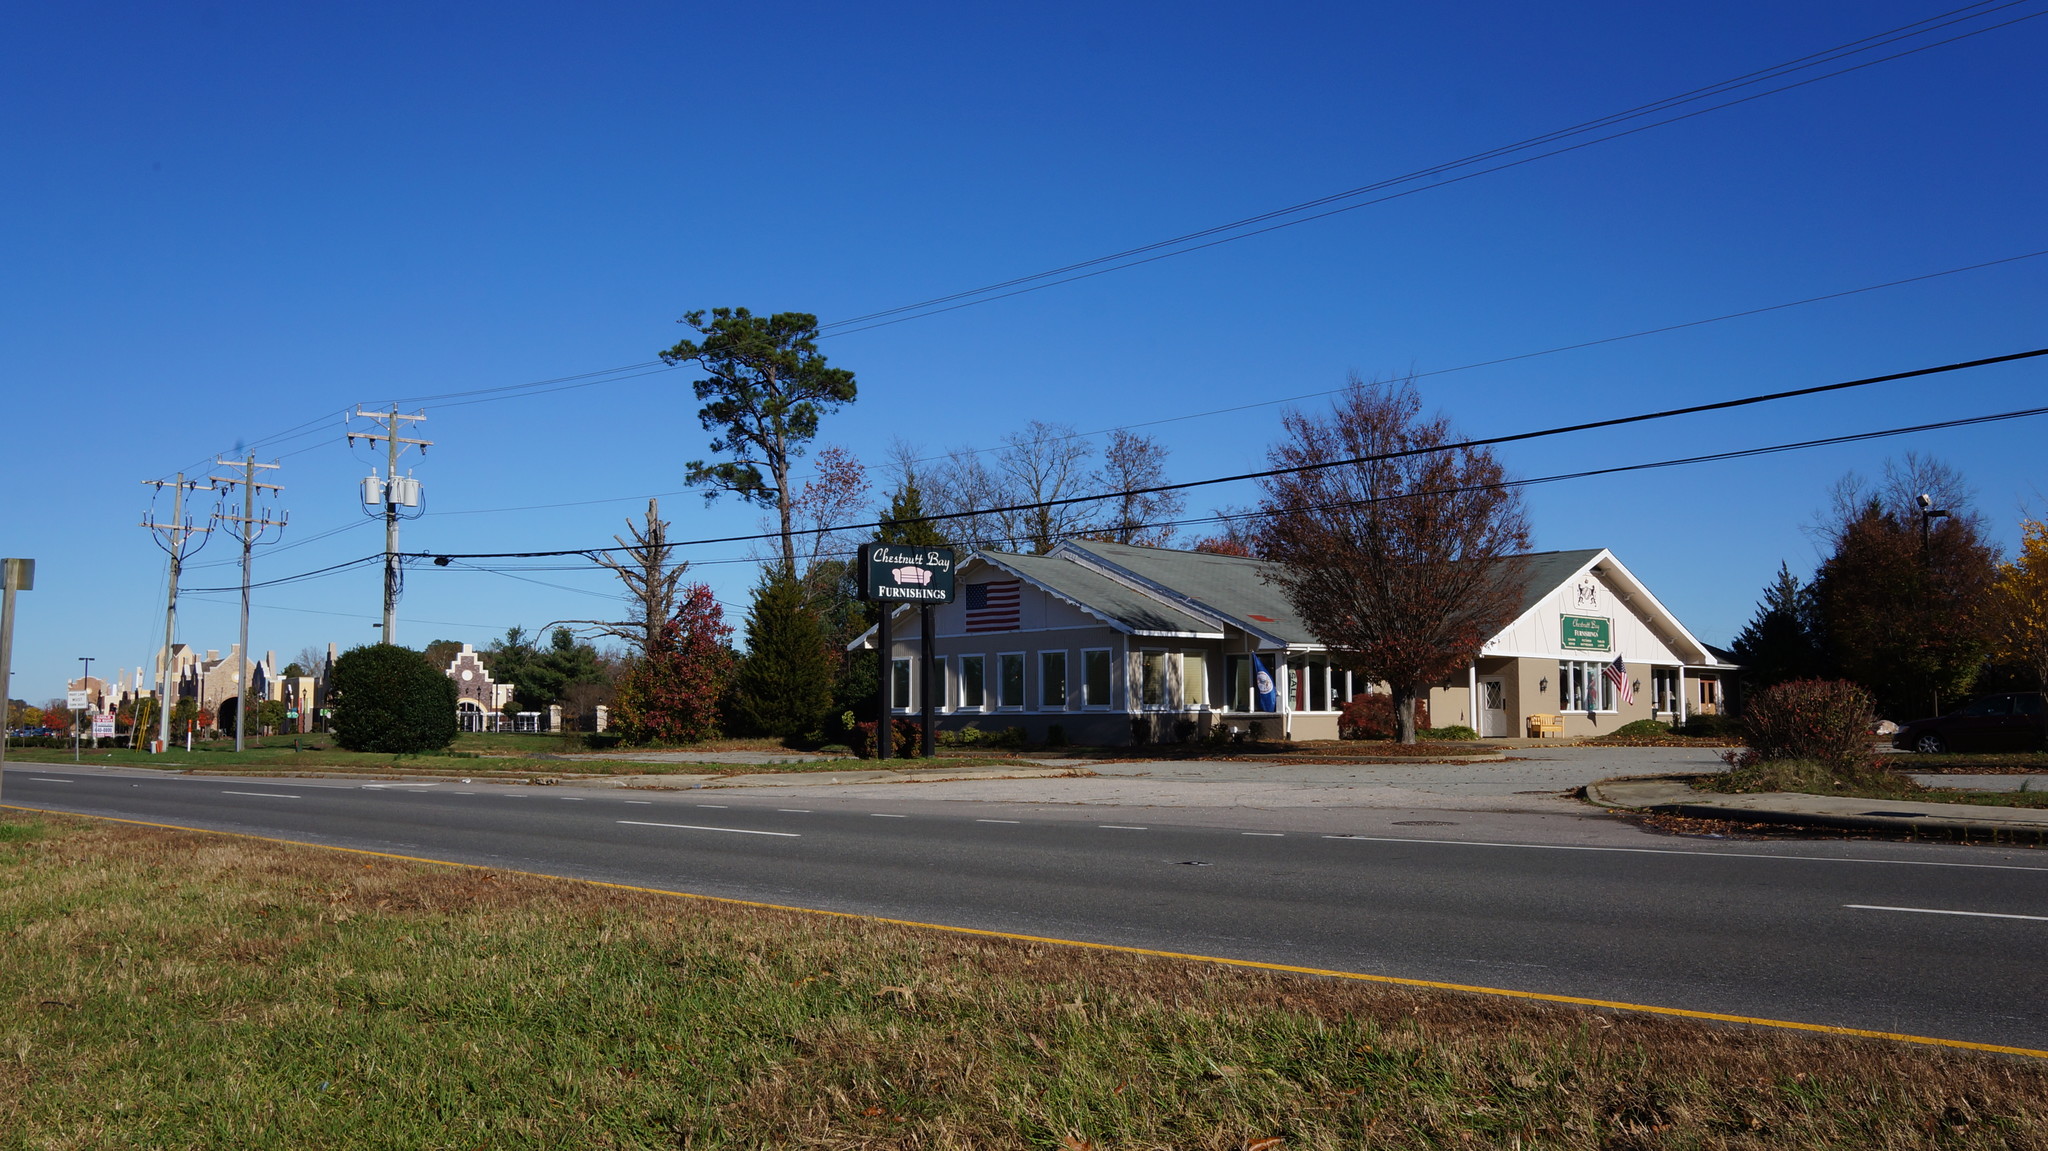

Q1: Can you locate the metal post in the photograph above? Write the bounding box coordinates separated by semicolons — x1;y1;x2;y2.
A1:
875;606;893;760
75;656;93;762
0;558;32;801
920;604;936;758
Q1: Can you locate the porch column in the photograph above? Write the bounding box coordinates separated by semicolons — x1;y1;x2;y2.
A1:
1466;663;1478;732
1677;667;1688;724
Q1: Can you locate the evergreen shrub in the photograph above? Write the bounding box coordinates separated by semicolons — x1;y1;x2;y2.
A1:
330;643;458;754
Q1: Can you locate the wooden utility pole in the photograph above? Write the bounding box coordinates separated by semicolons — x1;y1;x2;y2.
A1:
141;475;213;754
349;409;431;645
211;455;287;752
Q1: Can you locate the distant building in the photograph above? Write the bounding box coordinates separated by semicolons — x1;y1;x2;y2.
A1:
854;541;1735;744
444;643;516;731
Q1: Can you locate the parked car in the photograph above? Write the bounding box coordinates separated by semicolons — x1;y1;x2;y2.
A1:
1892;692;2047;753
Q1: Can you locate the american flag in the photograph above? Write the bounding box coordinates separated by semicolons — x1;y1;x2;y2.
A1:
964;579;1021;632
1603;655;1634;705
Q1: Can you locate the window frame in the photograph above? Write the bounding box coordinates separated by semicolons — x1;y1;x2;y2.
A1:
959;654;987;711
1040;650;1069;710
997;651;1026;710
1558;659;1616;713
890;658;912;712
1081;648;1113;710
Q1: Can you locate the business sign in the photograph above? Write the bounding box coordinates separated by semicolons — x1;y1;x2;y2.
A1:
1560;615;1612;651
91;714;115;738
860;544;957;603
66;689;90;710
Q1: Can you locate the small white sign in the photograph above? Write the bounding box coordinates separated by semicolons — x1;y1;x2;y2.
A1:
66;690;89;710
92;714;115;738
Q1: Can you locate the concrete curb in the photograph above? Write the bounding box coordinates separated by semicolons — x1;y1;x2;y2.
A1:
1587;775;2048;838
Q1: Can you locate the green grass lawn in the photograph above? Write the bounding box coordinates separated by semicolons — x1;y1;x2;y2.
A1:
2;811;2043;1148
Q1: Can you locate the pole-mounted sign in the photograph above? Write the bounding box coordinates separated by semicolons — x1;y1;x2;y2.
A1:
859;545;957;604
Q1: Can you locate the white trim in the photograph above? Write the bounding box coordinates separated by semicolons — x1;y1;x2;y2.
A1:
1039;649;1071;711
1080;646;1114;710
996;651;1027;711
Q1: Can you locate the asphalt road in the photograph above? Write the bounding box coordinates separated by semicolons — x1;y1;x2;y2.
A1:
7;763;2047;1051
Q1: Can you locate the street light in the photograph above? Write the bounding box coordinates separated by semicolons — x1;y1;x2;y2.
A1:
1916;492;1950;554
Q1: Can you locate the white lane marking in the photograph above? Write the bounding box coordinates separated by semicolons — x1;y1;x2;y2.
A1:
1847;904;2048;922
871;813;906;819
1319;834;2048;873
618;820;799;838
777;808;811;813
696;804;728;809
1243;832;1284;837
624;800;652;805
360;782;440;789
221;791;301;799
31;778;72;783
976;819;1021;824
1100;825;1148;830
559;797;585;801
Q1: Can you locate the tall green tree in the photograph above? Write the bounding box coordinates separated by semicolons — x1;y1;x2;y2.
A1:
485;626;609;713
877;475;949;549
1808;457;1999;719
1729;563;1823;691
329;643;458;753
660;308;857;574
729;567;834;741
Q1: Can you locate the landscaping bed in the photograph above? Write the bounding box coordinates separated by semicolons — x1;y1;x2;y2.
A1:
4;811;2043;1148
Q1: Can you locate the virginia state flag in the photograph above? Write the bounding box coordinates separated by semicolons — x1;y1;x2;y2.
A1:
1253;655;1278;712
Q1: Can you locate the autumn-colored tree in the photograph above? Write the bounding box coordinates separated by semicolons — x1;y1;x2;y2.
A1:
660;308;858;574
614;584;734;745
40;704;70;733
1992;517;2048;692
9;701;42;728
1256;376;1531;743
1807;456;1999;719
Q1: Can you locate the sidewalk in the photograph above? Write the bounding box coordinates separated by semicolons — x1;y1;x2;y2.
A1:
1587;776;2048;837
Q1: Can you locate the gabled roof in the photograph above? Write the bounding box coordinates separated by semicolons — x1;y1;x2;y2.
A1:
1050;539;1315;647
979;551;1221;637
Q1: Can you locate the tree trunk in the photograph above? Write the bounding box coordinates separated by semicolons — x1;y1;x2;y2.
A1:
1392;682;1418;744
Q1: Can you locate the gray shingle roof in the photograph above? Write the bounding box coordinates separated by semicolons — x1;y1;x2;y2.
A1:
1058;540;1609;648
980;550;1221;636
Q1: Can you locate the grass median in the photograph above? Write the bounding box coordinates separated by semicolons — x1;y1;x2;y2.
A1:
4;812;2045;1148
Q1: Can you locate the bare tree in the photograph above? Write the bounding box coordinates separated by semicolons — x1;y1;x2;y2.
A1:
917;442;1007;551
1257;375;1531;743
994;420;1099;554
1088;428;1185;546
563;500;688;663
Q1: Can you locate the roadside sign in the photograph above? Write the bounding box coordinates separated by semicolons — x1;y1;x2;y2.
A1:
860;544;957;604
91;714;114;738
67;689;90;710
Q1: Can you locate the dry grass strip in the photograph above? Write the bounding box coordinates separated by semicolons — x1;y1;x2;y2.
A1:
2;811;2045;1149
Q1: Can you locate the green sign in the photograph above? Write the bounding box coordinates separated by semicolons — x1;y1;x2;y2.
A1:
860;544;958;604
1560;615;1611;651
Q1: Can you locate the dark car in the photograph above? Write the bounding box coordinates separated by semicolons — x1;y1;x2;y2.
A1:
1892;692;2047;753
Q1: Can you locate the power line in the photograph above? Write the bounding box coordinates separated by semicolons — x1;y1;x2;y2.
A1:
817;1;2045;335
210;345;2043;588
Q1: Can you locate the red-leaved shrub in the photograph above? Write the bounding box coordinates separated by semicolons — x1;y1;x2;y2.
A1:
1338;693;1430;740
1734;678;1877;769
850;718;925;759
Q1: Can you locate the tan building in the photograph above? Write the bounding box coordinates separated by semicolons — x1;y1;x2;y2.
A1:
444;643;516;731
856;541;1733;744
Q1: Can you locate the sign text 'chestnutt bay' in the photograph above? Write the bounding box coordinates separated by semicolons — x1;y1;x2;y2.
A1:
860;544;958;603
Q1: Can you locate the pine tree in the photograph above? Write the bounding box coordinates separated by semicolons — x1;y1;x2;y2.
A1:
1729;562;1822;690
730;567;834;740
877;475;949;549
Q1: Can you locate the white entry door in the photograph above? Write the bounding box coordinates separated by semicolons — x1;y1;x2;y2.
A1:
1479;678;1508;738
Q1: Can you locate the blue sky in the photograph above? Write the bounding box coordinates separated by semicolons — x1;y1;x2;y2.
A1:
3;1;2043;703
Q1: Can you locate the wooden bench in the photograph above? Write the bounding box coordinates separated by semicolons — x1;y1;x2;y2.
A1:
1525;713;1564;738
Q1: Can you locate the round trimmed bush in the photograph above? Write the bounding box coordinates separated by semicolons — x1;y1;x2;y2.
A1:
330;643;458;754
1738;678;1877;770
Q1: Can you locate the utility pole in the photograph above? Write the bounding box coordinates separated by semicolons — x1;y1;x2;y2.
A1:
74;656;94;763
211;455;287;753
0;558;33;802
349;408;431;646
142;475;213;754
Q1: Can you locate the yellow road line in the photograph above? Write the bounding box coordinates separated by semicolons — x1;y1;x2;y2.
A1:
7;803;2045;1060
